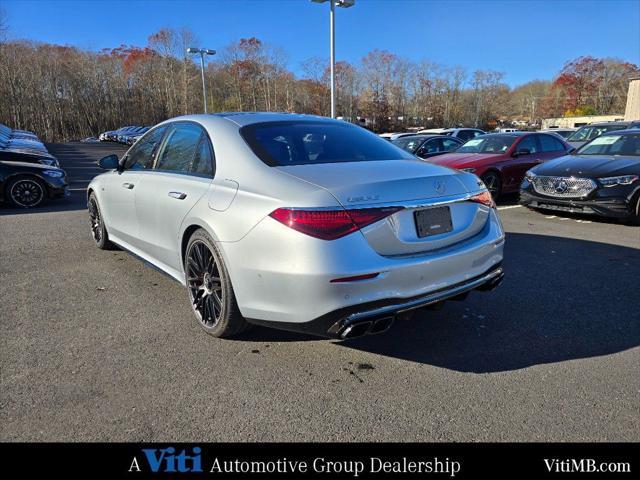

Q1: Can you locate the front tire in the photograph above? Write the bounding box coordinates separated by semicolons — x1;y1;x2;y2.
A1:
88;193;116;250
6;176;47;208
185;228;250;338
481;171;502;200
623;191;640;226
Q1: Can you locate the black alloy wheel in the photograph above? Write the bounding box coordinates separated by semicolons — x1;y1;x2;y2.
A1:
8;177;45;208
88;196;103;244
87;193;115;249
187;240;225;329
184;228;249;338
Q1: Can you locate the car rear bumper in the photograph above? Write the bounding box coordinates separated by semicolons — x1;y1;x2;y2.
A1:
519;189;634;218
221;208;505;329
248;262;504;339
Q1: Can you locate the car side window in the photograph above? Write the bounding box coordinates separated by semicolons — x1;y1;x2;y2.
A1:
458;130;473;142
539;134;565;152
155;124;203;173
191;134;215;177
124;126;168;170
442;138;461;151
517;136;538;154
420;138;441;154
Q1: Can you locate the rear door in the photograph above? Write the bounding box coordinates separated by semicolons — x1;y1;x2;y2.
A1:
134;122;214;273
538;133;569;161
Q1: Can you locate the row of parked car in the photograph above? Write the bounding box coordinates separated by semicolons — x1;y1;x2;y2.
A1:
0;123;60;167
0;123;69;208
382;121;640;224
99;125;150;145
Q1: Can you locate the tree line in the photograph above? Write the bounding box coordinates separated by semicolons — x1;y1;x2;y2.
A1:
0;26;637;142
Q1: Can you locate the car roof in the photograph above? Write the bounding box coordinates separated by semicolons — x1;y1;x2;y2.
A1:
211;112;336;127
600;128;640;136
394;134;445;140
583;121;638;127
162;112;348;130
481;132;530;137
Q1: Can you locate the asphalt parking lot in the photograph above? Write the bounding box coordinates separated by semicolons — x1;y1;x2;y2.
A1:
1;142;639;442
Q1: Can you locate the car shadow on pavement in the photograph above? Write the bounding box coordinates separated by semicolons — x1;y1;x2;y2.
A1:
337;232;640;373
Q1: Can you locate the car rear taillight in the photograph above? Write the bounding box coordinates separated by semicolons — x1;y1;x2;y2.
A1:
269;207;403;240
468;191;495;208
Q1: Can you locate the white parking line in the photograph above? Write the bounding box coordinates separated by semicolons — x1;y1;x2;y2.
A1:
497;205;522;211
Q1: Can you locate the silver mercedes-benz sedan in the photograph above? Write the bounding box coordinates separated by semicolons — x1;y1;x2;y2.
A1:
88;113;505;339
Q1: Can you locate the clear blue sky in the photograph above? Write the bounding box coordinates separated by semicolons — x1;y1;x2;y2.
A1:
3;0;639;86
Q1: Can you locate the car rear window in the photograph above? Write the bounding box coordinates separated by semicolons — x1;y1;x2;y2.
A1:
240;121;414;166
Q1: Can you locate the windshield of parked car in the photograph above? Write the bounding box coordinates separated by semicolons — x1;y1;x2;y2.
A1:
455;135;516;154
392;135;429;153
567;124;628;142
240;121;415;166
576;133;640;156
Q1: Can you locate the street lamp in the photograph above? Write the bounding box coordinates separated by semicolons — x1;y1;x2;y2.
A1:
187;47;216;114
311;0;355;118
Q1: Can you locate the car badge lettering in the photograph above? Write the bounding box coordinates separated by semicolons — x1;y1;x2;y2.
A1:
347;194;379;203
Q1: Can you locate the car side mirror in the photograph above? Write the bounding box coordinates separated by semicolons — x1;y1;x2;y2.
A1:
512;148;530;157
98;154;119;170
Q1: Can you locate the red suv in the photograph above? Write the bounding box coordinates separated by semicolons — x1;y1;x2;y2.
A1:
427;132;572;199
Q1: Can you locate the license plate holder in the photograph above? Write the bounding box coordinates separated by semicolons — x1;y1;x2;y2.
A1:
414;206;453;238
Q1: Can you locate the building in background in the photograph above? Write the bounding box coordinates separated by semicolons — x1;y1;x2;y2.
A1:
541;114;624;129
624;77;640;121
542;78;640;129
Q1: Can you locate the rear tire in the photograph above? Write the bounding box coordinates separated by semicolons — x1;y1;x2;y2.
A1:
185;228;250;338
88;193;116;250
6;176;47;208
481;171;502;200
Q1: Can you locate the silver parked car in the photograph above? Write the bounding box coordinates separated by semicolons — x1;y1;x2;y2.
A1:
88;113;505;339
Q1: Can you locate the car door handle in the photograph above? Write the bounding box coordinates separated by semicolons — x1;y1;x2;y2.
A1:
168;191;187;200
122;182;134;189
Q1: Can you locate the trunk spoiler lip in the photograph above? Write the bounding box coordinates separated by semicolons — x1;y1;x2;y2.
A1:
276;190;490;212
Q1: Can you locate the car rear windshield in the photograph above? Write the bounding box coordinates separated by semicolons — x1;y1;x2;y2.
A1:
240;121;414;166
576;133;640;156
567;124;628;142
392;135;428;153
455;135;516;154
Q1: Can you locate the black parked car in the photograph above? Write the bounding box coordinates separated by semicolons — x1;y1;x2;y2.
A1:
565;120;640;149
391;134;463;159
520;129;640;224
0;149;59;167
0;160;69;208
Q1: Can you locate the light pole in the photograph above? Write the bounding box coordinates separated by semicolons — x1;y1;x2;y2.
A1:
311;0;355;118
187;47;216;114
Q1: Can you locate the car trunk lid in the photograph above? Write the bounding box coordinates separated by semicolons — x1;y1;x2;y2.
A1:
277;160;490;255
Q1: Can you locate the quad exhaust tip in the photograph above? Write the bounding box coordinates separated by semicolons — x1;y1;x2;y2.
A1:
339;316;394;339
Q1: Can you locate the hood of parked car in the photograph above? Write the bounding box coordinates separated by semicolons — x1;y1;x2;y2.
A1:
427;152;506;168
277;159;475;205
0;160;62;171
531;154;640;178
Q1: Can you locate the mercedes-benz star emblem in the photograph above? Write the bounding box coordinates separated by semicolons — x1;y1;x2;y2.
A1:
434;180;446;194
554;179;568;194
